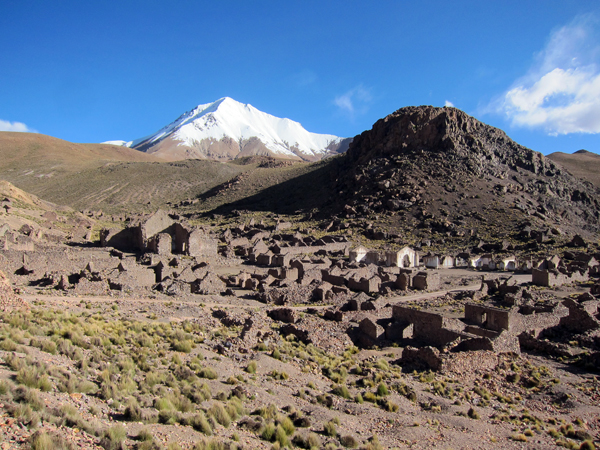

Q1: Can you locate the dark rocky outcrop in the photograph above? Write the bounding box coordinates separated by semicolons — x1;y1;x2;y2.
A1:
332;106;600;240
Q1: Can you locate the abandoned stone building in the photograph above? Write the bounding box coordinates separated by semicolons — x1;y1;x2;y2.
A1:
354;296;591;361
531;252;599;287
101;210;217;258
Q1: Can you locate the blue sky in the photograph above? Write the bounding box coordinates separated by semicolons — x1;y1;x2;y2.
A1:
1;1;599;155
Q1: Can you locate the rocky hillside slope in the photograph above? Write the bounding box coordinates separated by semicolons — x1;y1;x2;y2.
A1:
327;106;600;243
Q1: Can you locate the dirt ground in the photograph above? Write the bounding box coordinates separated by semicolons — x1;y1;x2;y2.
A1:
0;266;599;450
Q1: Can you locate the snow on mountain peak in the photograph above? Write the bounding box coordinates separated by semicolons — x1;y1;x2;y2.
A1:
113;97;349;161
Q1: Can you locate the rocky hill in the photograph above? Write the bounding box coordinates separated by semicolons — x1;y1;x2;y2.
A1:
323;106;600;245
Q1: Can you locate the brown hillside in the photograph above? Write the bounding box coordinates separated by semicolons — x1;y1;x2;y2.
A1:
0;132;310;214
0;132;159;168
547;149;600;189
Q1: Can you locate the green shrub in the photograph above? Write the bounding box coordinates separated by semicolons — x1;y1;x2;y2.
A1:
225;398;244;421
76;380;97;394
124;398;143;421
194;438;230;450
11;403;39;426
245;361;257;374
324;420;337;437
29;431;72;450
340;435;359;448
261;422;276;441
198;367;218;380
376;382;389;397
167;444;182;450
187;412;213;435
29;431;54;450
30;338;57;355
363;392;377;403
332;384;351;399
13;386;44;411
280;416;295;436
16;367;52;391
158;409;180;425
136;428;155;442
511;433;527;442
172;339;193;353
102;425;127;450
375;359;389;371
275;424;290;447
254;403;278;421
468;407;480;420
208;403;231;428
383;399;399;412
292;432;322;449
0;338;18;351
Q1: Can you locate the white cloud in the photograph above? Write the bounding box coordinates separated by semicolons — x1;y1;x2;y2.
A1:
334;85;372;116
0;119;36;133
499;14;600;135
444;100;455;107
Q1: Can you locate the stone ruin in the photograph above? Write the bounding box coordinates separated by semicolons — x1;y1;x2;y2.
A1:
0;270;29;312
531;251;599;287
352;290;600;371
101;210;217;258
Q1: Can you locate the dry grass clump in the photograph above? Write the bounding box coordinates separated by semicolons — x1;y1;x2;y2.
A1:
245;360;257;374
185;412;213;435
511;433;528;442
332;384;351;399
194;437;238;450
292;431;322;449
467;407;480;420
324;420;337;437
340;434;359;448
208;402;232;428
29;430;74;450
0;306;240;446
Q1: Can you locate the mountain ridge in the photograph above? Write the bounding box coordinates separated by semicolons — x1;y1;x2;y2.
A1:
106;97;351;162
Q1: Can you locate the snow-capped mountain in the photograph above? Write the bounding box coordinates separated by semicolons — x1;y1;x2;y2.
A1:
106;97;351;162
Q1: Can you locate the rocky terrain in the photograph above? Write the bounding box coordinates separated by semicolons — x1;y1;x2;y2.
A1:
0;104;599;449
329;106;600;242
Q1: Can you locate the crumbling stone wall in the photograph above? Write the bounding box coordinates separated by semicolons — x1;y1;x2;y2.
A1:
560;297;600;332
464;303;510;332
392;306;465;346
532;268;588;287
187;229;217;258
412;271;440;290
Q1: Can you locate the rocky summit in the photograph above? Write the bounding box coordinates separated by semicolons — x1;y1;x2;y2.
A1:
332;105;600;244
